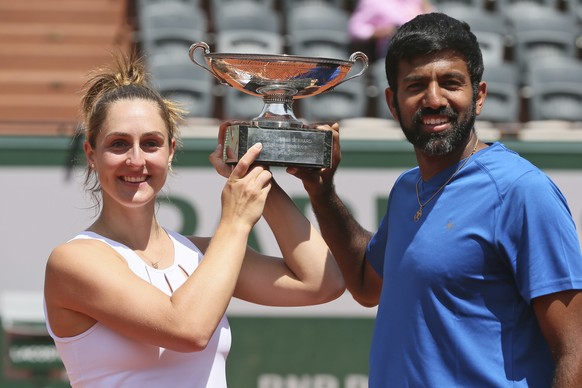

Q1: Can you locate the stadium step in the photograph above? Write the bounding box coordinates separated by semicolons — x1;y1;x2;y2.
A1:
0;0;134;135
0;70;88;96
0;0;127;25
0;95;81;122
0;43;121;71
0;23;131;46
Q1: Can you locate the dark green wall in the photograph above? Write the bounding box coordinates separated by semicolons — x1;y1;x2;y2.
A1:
1;136;582;169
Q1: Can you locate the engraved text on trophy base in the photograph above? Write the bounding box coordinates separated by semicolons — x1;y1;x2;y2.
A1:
225;124;332;168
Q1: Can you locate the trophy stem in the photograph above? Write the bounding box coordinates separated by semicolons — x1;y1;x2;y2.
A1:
253;95;303;128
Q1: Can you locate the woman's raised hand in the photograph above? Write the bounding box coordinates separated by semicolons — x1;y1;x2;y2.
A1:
210;127;272;229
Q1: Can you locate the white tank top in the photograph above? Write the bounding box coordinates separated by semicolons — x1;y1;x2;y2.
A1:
45;229;231;388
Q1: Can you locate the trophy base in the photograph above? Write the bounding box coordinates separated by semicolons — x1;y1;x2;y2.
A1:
224;124;332;168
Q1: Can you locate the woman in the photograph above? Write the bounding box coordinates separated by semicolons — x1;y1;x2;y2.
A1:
43;53;345;387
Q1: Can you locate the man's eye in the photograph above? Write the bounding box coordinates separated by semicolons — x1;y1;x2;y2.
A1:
443;80;463;88
407;83;424;91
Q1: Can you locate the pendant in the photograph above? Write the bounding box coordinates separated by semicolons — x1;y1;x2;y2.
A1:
414;207;423;222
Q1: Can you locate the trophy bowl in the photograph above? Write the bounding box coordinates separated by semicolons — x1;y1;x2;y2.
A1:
189;42;368;168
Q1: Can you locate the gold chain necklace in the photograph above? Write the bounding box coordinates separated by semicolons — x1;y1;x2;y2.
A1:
414;139;479;222
110;231;164;269
135;251;163;269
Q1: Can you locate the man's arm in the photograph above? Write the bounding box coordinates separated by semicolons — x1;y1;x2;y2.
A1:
533;290;582;387
308;184;382;307
288;124;382;306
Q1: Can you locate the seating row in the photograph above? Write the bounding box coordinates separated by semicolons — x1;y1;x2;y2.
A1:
137;0;582;126
138;0;582;71
137;0;354;59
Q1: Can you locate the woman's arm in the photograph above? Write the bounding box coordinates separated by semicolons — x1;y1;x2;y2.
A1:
233;179;345;306
45;144;272;353
209;122;344;307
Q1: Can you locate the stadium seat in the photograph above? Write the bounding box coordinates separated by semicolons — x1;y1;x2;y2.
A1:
137;0;202;12
480;62;521;123
222;88;265;121
433;0;488;9
286;2;351;59
282;0;346;14
147;50;216;118
527;57;582;121
298;78;368;123
210;0;276;23
570;0;582;24
139;1;208;55
286;2;349;36
212;1;280;33
370;59;393;119
288;29;350;58
215;30;284;54
496;0;561;16
436;4;510;64
505;3;578;80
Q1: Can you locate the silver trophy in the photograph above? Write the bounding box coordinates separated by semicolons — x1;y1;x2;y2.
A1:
189;42;368;168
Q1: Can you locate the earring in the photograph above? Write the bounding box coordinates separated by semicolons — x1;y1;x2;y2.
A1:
168;161;173;172
89;163;95;169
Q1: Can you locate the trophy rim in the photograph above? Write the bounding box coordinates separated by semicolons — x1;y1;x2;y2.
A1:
205;52;355;66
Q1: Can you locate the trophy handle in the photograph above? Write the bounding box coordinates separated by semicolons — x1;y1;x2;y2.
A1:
334;51;369;88
188;42;227;84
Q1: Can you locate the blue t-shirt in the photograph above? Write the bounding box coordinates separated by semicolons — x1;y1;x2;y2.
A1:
366;142;582;387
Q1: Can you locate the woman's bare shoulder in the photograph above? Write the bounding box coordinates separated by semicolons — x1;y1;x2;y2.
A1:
47;237;125;272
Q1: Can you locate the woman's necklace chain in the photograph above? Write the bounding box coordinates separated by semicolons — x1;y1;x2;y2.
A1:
414;139;479;222
136;246;163;269
108;229;164;268
135;250;163;269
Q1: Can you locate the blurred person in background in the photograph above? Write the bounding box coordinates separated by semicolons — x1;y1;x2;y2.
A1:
43;52;344;388
348;0;434;62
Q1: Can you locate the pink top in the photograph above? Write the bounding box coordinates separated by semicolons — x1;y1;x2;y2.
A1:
348;0;433;41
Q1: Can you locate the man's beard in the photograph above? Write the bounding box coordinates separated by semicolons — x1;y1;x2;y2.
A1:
398;100;477;156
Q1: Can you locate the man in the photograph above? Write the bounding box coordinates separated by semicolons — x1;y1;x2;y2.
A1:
289;13;582;387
